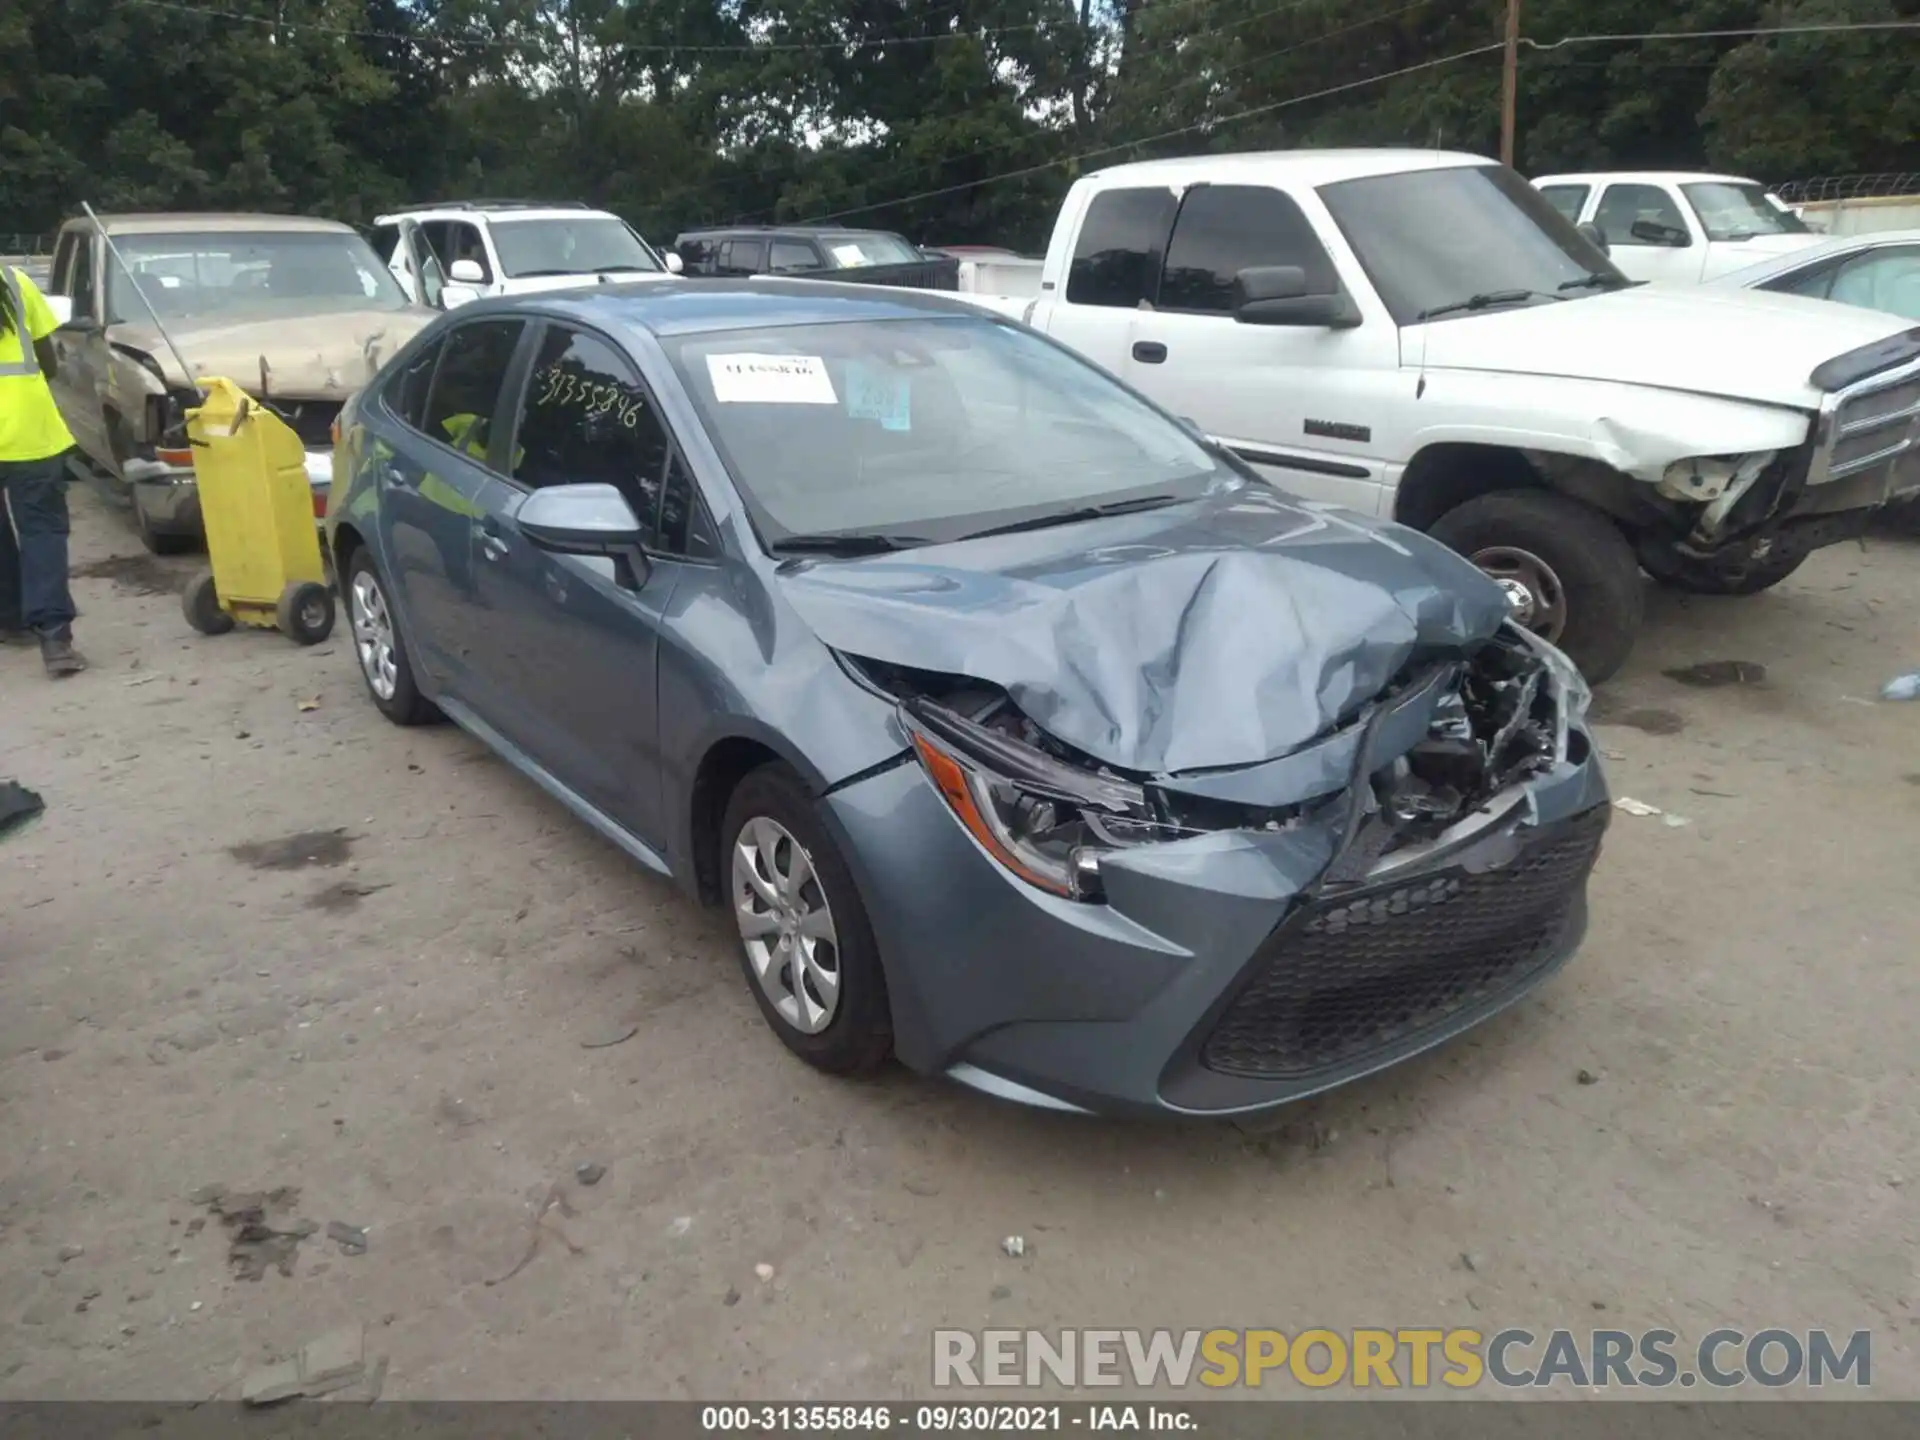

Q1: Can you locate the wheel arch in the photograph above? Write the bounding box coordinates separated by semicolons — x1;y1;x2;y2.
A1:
1394;443;1543;532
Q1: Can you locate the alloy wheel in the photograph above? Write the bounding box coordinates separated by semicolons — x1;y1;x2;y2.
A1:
350;570;399;701
732;816;841;1035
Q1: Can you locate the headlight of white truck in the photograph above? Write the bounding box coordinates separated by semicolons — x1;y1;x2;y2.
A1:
1658;451;1776;503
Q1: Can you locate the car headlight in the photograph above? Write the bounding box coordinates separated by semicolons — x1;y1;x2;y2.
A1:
1659;451;1776;503
1507;621;1591;723
902;702;1172;901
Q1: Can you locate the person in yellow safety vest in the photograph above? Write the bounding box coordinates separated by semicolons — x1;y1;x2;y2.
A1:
0;264;87;677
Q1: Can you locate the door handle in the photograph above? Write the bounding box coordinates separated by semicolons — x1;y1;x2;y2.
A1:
478;514;509;561
1132;341;1168;364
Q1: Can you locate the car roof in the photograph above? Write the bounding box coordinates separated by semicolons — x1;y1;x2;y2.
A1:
677;225;906;238
1532;171;1759;188
1082;148;1496;188
465;277;989;338
66;213;358;236
378;206;620;224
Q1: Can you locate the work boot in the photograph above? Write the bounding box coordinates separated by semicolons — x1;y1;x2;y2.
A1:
39;627;88;678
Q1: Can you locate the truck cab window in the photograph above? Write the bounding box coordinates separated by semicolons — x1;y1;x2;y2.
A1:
1159;185;1340;315
1066;188;1177;308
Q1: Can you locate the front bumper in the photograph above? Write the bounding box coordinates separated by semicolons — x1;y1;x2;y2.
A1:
125;451;334;537
824;727;1609;1119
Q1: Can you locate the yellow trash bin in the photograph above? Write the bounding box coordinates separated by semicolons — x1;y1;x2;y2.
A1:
178;376;336;645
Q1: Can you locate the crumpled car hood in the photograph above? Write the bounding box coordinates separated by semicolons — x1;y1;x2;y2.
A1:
778;485;1511;774
113;306;435;396
1411;284;1909;409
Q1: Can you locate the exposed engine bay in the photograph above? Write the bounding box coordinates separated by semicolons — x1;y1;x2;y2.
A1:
845;624;1577;903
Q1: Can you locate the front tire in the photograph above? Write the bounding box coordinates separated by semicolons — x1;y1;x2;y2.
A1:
344;548;439;725
1430;489;1643;684
722;763;892;1076
1642;545;1807;596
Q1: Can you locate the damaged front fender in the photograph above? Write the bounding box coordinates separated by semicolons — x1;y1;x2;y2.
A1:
1587;391;1809;484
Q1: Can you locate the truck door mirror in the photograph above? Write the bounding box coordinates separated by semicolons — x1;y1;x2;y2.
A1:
665;251;685;275
1232;265;1361;329
1576;222;1610;256
45;295;73;326
1629;218;1689;247
448;258;486;284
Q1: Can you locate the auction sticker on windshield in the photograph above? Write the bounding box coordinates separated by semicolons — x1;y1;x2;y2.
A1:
708;353;837;405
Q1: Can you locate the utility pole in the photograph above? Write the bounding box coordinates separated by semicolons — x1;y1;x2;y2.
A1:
1500;0;1521;167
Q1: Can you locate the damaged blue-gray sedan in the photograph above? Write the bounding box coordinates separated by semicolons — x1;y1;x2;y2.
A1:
325;281;1610;1117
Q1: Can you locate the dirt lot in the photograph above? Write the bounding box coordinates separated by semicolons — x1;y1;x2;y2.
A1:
3;487;1918;1401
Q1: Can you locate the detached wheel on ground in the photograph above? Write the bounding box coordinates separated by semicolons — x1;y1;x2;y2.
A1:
722;763;893;1076
1641;544;1808;596
1430;488;1643;684
277;580;336;645
181;567;234;636
345;548;439;725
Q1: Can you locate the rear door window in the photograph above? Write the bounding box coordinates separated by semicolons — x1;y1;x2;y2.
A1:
387;336;445;428
510;324;671;536
1158;185;1339;315
419;319;524;466
1066;187;1178;308
1538;184;1590;224
770;239;821;273
717;239;767;275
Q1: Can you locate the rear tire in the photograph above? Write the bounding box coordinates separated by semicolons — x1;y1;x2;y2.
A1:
344;547;439;725
135;494;196;556
1429;488;1642;684
721;763;893;1077
181;568;234;636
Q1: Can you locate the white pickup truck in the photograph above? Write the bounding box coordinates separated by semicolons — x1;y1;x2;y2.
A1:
1531;170;1825;284
967;150;1920;680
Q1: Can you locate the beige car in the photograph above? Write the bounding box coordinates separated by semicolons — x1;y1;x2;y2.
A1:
43;212;435;552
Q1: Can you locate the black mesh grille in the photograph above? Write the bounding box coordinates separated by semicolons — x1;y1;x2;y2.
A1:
1199;808;1606;1081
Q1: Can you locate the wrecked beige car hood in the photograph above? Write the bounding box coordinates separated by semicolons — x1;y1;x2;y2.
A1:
113;306;434;396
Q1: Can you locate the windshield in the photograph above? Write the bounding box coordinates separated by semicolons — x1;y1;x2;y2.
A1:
106;231;408;323
820;233;923;269
665;317;1235;547
1682;182;1811;241
1320;164;1626;324
490;217;662;278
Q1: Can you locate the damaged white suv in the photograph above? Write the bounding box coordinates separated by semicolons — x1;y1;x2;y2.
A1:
981;152;1920;680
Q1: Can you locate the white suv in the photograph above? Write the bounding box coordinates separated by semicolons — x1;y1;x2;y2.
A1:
370;201;677;309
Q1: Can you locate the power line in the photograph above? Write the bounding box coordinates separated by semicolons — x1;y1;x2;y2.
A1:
1523;19;1920;51
794;16;1920;223
723;0;1431;220
799;39;1504;222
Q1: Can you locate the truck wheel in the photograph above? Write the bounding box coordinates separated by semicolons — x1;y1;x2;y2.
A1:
181;568;235;636
1430;489;1642;684
1642;546;1807;596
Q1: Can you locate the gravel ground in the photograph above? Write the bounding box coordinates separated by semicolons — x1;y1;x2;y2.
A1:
3;488;1917;1401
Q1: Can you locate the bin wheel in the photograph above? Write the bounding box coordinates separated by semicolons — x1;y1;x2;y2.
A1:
277;581;336;646
182;568;235;636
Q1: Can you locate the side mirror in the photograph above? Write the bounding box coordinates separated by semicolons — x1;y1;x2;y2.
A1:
516;484;650;575
1629;219;1688;247
1576;222;1610;256
45;294;73;326
1232;265;1361;329
665;251;685;275
448;258;486;284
